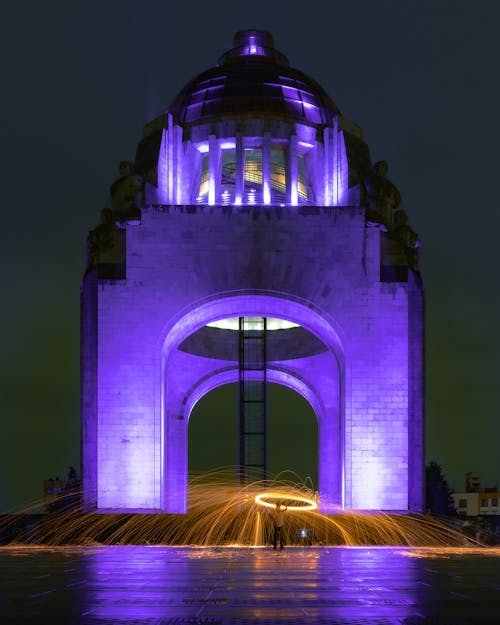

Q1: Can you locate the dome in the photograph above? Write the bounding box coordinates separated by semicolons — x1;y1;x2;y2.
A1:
135;30;371;208
169;30;341;127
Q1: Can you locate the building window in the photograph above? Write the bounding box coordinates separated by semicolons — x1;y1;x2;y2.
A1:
193;140;315;206
220;148;236;204
244;148;262;204
197;155;209;202
458;498;467;508
492;498;498;507
271;148;286;204
297;154;310;203
480;498;489;507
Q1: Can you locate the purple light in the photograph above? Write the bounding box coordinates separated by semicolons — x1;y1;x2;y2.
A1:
323;121;348;207
241;35;265;56
208;135;218;205
332;127;348;206
246;188;257;204
157;114;185;204
86;546;416;620
157;116;348;207
282;85;299;99
85;205;420;513
208;179;215;205
158;293;345;513
157;128;171;204
263;181;271;204
85;33;423;519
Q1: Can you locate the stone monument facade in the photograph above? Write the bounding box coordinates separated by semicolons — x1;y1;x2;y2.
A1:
81;30;423;513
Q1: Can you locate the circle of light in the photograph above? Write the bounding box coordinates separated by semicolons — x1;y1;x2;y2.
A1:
254;492;317;511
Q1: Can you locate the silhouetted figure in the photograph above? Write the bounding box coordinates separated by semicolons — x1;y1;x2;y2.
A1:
272;503;287;550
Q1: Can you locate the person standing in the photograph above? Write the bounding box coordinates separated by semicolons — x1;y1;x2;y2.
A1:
272;502;287;550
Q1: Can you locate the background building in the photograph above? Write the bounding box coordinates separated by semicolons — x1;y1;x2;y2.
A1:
81;30;424;514
453;473;500;517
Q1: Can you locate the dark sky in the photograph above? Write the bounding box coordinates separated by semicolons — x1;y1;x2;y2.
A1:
1;1;499;512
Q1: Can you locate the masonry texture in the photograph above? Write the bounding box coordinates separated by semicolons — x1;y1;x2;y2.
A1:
81;30;424;514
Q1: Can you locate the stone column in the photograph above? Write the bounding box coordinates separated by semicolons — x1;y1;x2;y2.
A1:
323;126;331;206
208;134;220;205
287;135;298;205
235;132;244;205
262;132;271;204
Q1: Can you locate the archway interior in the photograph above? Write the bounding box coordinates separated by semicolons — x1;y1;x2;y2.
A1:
163;300;343;513
188;382;318;487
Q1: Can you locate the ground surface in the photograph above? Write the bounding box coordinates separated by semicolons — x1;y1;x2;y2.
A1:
1;546;500;624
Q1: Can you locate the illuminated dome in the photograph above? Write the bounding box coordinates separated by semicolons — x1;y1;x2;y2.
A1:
135;29;371;207
170;30;341;128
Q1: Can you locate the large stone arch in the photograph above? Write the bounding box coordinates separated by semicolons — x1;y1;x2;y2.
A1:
183;366;326;424
158;290;347;513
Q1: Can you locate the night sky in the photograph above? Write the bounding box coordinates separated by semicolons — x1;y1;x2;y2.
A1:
1;1;499;512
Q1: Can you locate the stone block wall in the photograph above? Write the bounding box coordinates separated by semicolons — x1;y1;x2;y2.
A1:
81;203;423;512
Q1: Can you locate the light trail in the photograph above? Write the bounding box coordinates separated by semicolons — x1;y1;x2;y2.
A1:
254;492;317;511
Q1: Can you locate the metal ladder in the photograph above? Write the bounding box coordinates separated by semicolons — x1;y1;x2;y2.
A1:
238;317;267;486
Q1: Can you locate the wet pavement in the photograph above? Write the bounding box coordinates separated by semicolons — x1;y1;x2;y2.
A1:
1;546;500;624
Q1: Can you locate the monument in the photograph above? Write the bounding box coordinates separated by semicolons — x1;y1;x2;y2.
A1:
81;30;423;514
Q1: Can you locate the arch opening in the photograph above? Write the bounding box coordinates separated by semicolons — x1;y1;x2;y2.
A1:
188;382;318;488
159;292;345;362
160;292;345;514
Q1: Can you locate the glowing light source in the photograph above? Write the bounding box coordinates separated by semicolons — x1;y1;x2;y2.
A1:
247;188;257;204
254;492;318;511
241;35;265;56
263;181;271;204
206;317;299;331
